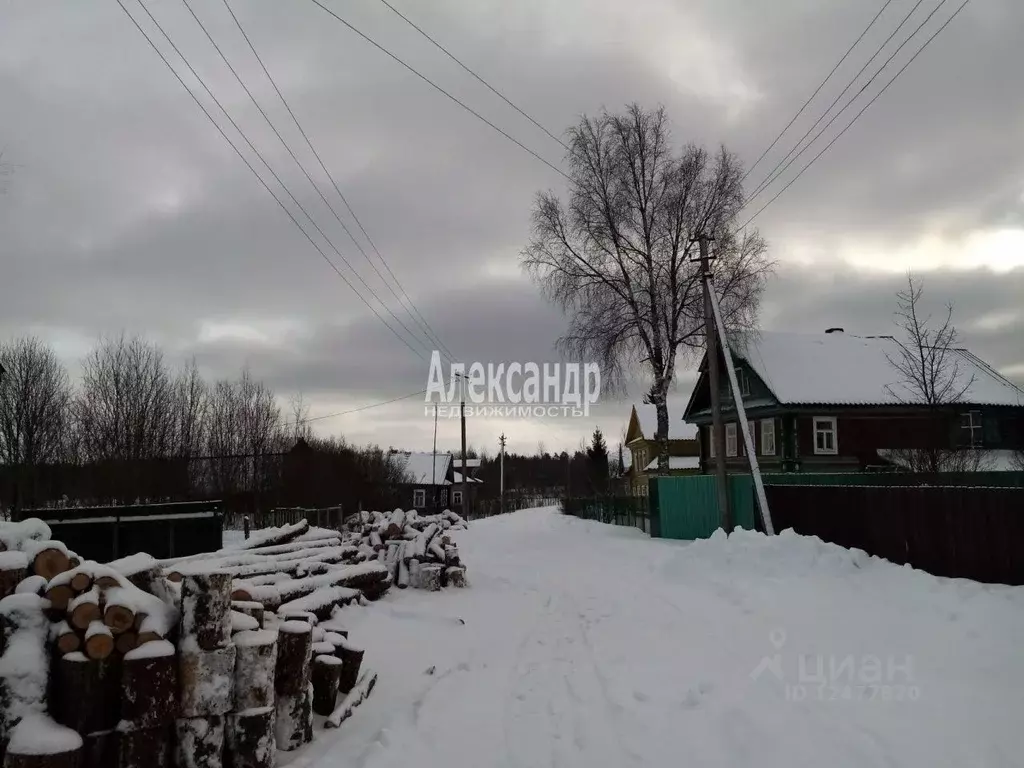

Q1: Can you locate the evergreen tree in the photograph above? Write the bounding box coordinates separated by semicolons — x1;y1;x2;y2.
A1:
586;427;610;493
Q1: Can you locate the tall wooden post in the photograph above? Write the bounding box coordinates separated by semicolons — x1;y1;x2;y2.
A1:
695;235;732;533
460;396;469;520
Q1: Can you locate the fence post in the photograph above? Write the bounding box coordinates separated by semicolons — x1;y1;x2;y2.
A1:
243;515;250;540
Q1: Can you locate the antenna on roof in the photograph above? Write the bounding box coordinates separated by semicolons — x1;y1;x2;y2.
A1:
825;327;845;334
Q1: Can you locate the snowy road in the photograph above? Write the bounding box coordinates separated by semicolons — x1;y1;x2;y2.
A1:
287;507;1024;768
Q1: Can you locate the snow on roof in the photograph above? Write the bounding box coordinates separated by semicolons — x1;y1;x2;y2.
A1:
643;456;701;472
394;452;453;485
452;471;483;484
452;458;481;469
633;398;698;442
733;331;1024;407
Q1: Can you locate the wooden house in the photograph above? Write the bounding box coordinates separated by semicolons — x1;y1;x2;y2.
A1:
391;452;483;512
623;399;700;496
683;330;1024;473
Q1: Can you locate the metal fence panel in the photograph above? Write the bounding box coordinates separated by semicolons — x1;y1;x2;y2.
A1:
767;484;1024;585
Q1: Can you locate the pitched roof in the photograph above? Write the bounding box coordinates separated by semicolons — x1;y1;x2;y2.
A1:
631;397;698;442
393;452;452;485
731;331;1024;407
452;471;483;484
643;456;701;471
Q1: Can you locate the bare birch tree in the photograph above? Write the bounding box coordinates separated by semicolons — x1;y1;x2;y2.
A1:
75;335;176;462
206;369;281;493
523;104;772;470
885;274;984;473
0;337;73;473
171;358;209;458
288;393;314;445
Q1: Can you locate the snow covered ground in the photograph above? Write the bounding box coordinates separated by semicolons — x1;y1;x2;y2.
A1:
285;507;1024;768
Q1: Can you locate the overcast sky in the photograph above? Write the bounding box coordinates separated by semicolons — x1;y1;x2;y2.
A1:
2;0;1022;455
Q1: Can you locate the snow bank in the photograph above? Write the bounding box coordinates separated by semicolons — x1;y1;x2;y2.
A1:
285;506;1024;768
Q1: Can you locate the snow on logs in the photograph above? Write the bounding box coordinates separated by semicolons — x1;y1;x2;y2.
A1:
342;508;469;590
0;506;429;763
3;713;83;768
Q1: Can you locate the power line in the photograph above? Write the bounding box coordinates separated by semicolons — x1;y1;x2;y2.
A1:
747;0;929;202
736;0;972;231
374;0;568;152
176;0;437;360
305;0;571;183
220;0;457;364
116;0;428;360
745;0;952;212
285;388;430;426
742;0;896;182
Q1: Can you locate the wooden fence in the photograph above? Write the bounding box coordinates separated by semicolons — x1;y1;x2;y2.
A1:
223;506;345;533
766;484;1024;585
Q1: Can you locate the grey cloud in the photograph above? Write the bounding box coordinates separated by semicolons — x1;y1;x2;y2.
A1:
2;0;1023;454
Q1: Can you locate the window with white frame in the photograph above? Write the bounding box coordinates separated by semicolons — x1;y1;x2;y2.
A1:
761;419;776;455
452;490;462;506
708;427;715;458
413;488;425;508
738;368;751;397
961;410;983;448
813;417;838;455
726;423;738;457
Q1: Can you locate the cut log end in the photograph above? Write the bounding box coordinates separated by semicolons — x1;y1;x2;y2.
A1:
104;604;136;635
70;572;93;592
85;632;114;660
71;601;101;631
56;630;81;655
45;584;75;612
33;546;71;581
116;630;138;655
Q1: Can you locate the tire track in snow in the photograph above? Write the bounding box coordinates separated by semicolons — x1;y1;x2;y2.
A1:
502;591;636;768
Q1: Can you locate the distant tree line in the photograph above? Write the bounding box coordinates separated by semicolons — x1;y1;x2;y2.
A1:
473;427;614;498
0;334;399;512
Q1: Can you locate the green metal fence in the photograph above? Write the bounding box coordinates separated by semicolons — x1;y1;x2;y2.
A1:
651;471;1024;541
562;496;650;533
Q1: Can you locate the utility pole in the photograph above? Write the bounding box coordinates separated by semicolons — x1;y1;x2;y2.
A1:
565;451;571;498
694;235;732;532
498;433;507;515
431;400;438;510
460;382;469;522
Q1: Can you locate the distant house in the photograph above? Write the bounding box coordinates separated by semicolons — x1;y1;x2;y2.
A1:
451;457;484;509
391;452;483;512
623;399;700;496
683;330;1024;473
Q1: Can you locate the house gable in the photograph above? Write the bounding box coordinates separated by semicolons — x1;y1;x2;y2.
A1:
684;353;779;424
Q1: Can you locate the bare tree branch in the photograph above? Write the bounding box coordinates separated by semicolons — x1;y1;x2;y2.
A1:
523;104;772;470
885;273;979;473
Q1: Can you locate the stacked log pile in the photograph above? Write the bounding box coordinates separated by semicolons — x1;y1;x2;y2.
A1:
0;517;388;766
341;509;469;591
0;508;471;764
